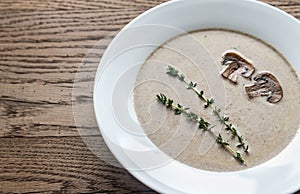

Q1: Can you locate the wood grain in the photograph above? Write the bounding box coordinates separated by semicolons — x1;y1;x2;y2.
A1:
0;0;299;193
0;136;155;193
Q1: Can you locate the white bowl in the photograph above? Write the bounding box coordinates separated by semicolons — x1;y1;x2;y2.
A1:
93;0;300;193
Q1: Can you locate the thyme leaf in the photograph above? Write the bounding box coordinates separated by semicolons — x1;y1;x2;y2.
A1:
187;81;197;89
156;93;167;105
235;152;246;164
156;93;247;165
166;65;249;153
216;134;229;146
166;66;185;81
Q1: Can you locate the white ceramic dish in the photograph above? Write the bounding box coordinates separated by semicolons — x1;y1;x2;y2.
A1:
93;0;300;193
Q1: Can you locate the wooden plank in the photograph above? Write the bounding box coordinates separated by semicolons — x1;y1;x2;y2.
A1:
0;0;165;192
0;136;155;193
0;0;167;11
262;0;300;19
0;0;167;137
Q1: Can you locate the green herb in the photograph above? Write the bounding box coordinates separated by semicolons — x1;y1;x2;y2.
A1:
213;107;247;151
234;152;246;164
156;93;247;165
187;81;197;89
166;66;185;81
216;134;246;164
157;93;210;130
166;65;249;153
166;66;214;108
216;134;229;146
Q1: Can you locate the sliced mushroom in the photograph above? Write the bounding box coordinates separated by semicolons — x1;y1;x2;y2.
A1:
245;72;283;103
220;51;255;83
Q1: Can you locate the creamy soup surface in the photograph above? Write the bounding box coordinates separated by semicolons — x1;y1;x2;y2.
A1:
134;29;300;171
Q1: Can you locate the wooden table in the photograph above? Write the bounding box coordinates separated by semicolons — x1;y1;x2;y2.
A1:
1;0;299;193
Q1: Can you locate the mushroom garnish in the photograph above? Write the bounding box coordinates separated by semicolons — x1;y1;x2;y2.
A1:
221;51;255;83
245;72;283;104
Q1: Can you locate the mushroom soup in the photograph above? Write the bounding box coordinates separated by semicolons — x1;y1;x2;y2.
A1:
134;29;300;171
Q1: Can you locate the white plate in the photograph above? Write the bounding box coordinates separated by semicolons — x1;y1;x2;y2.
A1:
93;0;300;193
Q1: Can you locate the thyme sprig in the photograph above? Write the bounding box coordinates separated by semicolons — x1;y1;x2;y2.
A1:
167;66;214;108
213;107;248;152
156;93;209;130
216;134;246;164
166;65;249;153
156;93;247;165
